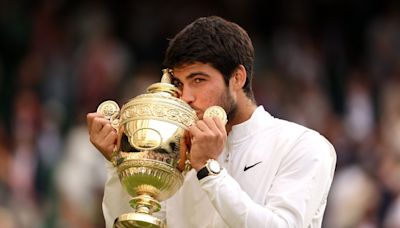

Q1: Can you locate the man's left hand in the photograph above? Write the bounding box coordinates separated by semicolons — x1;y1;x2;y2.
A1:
188;116;227;171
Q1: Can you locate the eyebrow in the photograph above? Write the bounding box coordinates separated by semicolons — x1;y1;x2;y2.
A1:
171;71;211;84
185;72;211;79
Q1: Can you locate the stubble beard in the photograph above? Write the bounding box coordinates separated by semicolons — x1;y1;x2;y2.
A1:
218;87;237;123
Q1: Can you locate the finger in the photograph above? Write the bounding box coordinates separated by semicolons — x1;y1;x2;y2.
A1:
103;130;117;149
212;116;227;135
90;117;110;135
203;117;220;134
91;125;117;159
87;112;104;132
189;124;203;137
193;120;211;133
98;123;116;141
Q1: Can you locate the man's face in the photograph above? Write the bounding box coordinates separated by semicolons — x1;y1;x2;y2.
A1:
171;62;237;120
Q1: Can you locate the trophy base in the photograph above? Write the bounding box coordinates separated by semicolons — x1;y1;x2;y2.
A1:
114;212;166;228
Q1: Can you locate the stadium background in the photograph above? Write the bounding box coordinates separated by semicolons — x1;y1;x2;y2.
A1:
1;0;400;227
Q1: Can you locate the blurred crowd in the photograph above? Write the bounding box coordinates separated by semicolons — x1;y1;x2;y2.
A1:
1;0;400;227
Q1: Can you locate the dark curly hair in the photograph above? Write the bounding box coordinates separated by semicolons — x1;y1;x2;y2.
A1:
163;16;255;100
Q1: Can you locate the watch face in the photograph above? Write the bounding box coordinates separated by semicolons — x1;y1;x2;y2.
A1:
208;160;221;173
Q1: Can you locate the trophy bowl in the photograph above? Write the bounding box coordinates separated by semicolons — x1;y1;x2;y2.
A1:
97;69;197;228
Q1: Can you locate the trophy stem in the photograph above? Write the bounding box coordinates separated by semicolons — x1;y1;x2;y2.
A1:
130;194;161;215
114;194;164;228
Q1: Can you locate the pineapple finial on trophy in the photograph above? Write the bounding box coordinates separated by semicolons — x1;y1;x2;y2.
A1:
147;68;181;98
161;68;172;84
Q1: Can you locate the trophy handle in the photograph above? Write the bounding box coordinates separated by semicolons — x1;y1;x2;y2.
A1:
97;100;121;165
97;100;121;123
177;130;192;174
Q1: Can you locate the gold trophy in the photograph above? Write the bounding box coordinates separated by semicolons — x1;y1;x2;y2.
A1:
97;69;226;228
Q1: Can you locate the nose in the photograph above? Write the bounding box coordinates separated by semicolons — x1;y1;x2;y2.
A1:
180;87;195;104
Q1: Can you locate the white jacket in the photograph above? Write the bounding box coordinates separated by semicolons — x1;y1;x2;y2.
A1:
102;106;337;228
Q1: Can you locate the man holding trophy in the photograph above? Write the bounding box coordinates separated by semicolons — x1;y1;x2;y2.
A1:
87;16;336;228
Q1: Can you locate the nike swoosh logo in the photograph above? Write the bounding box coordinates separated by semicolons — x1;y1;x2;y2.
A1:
244;161;262;171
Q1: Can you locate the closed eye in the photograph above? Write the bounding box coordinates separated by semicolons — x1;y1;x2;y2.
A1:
172;78;183;88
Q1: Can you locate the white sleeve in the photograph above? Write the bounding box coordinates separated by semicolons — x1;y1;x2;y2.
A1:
199;133;336;228
102;161;132;228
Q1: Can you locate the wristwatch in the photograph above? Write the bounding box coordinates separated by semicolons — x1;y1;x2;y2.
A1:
197;159;222;180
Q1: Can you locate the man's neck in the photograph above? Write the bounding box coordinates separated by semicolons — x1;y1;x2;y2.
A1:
226;97;257;133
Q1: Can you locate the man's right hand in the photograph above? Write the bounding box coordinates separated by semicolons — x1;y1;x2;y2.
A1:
87;112;117;161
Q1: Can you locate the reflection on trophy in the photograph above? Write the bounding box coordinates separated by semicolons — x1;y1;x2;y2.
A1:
97;69;226;228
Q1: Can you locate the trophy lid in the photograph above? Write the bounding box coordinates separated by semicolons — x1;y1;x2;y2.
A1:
120;68;197;129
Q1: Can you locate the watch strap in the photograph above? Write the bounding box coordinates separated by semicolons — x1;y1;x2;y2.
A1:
196;166;209;180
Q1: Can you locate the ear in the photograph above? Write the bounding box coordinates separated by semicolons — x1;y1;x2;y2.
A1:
230;65;247;90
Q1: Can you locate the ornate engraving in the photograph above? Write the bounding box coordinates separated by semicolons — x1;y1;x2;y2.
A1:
204;106;228;124
97;100;120;119
120;99;197;129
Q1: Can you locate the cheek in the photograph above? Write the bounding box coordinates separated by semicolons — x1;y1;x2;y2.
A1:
198;90;218;106
204;89;228;107
191;81;227;108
